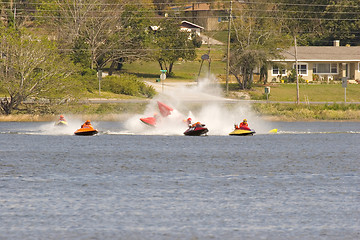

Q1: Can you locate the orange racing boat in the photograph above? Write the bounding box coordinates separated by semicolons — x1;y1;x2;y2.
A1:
74;127;98;136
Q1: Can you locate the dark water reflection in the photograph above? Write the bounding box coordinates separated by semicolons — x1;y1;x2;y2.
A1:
0;122;359;239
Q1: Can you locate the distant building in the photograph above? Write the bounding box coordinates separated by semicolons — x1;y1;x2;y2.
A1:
269;40;360;83
183;3;228;31
180;20;204;37
149;21;204;40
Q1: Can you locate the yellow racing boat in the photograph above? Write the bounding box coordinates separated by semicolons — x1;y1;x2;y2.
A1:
229;128;255;136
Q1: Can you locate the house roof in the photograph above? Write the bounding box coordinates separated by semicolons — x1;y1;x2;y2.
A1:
183;3;229;11
275;46;360;62
184;3;212;11
181;20;204;29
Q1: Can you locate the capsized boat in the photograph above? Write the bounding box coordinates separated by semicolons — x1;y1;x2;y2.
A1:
184;124;209;136
157;101;173;117
74;127;98;136
54;120;68;127
140;117;156;127
229;127;255;136
140;101;174;127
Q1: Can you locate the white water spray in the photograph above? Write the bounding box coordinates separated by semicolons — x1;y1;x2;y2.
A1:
37;116;95;135
125;75;276;135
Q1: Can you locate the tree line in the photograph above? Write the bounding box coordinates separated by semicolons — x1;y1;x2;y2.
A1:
1;0;360;114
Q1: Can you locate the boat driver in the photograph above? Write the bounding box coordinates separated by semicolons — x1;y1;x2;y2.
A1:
59;115;66;122
186;117;192;126
239;119;248;129
81;120;93;129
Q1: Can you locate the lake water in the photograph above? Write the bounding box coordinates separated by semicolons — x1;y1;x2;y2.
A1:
0;121;359;240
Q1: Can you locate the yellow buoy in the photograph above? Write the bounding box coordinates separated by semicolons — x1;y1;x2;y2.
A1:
269;129;278;134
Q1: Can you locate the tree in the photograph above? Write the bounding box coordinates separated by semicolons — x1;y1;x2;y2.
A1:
229;0;288;89
321;0;360;46
0;0;35;29
151;18;196;75
36;0;152;73
273;0;331;46
107;3;153;75
0;28;72;114
273;0;327;103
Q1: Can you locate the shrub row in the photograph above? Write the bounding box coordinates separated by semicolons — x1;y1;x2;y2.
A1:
102;74;156;98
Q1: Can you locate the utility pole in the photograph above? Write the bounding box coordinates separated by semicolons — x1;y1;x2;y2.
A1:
14;5;16;29
10;0;16;29
98;70;102;96
225;0;232;95
294;35;300;104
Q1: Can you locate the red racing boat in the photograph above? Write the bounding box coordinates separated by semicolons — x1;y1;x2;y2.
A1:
184;123;208;136
140;117;157;127
157;101;173;117
140;101;174;127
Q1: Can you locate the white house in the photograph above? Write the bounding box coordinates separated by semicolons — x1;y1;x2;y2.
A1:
269;40;360;83
180;20;204;37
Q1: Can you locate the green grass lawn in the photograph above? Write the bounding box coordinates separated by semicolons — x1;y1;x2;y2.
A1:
121;57;360;103
121;59;226;82
205;30;228;44
120;45;226;82
252;83;360;103
115;43;360;104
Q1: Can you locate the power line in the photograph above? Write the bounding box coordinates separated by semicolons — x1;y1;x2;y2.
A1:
7;13;360;22
1;0;360;9
5;6;360;16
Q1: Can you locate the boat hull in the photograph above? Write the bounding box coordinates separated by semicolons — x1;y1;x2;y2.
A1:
55;121;68;126
184;127;209;136
74;128;98;136
140;117;156;127
157;101;173;117
229;128;255;136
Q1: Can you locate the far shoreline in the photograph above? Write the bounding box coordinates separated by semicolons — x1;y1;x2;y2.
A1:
1;113;360;122
0;113;134;122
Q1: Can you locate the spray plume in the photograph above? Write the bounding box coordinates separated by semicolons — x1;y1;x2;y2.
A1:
124;75;274;135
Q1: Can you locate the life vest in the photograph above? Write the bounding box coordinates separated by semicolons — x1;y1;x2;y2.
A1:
240;122;248;128
82;124;93;129
239;122;250;130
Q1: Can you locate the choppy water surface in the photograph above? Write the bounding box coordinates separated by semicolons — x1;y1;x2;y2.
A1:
0;121;359;240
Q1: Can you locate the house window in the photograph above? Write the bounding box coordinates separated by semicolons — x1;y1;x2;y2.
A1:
358;62;360;72
293;64;308;75
272;67;286;76
313;63;338;74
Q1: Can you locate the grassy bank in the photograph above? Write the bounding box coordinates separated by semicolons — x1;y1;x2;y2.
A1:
0;102;148;122
2;101;360;122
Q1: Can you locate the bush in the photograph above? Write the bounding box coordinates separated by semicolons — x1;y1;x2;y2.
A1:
312;74;320;82
102;74;156;98
75;69;98;94
284;69;306;83
191;34;203;48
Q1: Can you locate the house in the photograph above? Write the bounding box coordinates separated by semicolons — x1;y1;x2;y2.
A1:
269;40;360;83
180;20;204;37
149;21;204;40
183;3;229;31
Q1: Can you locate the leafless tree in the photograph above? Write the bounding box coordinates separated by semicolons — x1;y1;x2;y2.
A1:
0;28;72;114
